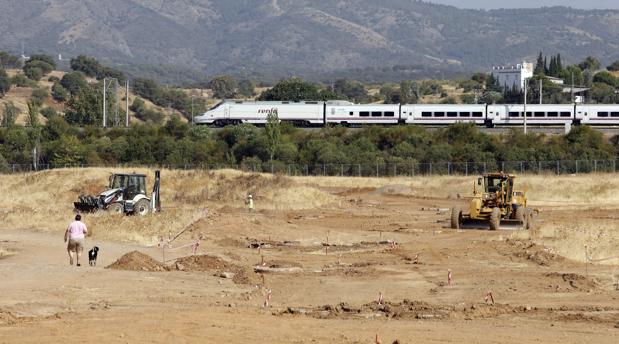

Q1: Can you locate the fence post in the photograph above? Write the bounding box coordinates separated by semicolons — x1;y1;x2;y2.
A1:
271;163;274;174
465;162;468;176
501;161;505;172
358;164;361;177
306;165;309;176
340;164;344;177
288;164;291;176
520;161;523;174
429;163;433;175
614;160;616;173
323;164;326;176
411;162;415;177
556;161;560;175
447;162;451;176
594;160;597;173
483;162;487;174
394;164;397;177
538;161;541;174
576;160;579;174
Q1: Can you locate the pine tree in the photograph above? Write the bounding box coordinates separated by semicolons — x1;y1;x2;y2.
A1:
549;56;557;77
556;54;563;71
544;56;548;74
534;52;545;75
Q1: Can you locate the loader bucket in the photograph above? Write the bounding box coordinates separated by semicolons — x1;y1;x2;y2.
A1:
73;195;99;213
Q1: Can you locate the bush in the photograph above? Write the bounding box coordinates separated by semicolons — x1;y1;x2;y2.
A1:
24;66;43;81
11;73;37;87
31;87;49;106
60;72;87;95
40;107;57;118
48;75;60;83
0;67;10;96
51;83;68;102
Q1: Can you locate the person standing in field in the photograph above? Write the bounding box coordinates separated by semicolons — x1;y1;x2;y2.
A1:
64;214;88;266
246;194;254;212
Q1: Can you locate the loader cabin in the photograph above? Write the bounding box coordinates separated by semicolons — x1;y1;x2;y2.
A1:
108;173;147;200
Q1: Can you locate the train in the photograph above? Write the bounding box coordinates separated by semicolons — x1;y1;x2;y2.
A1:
193;100;619;127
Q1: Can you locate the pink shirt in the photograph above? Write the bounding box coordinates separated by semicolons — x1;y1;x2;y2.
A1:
67;221;87;240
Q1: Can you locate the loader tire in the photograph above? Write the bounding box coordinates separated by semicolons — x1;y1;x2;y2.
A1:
134;199;151;216
515;206;527;230
107;202;124;215
489;207;500;231
526;208;534;230
450;206;462;229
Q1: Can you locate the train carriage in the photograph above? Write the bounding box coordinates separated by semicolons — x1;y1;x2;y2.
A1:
489;104;574;126
194;100;324;126
401;104;487;125
575;105;619;125
325;103;400;125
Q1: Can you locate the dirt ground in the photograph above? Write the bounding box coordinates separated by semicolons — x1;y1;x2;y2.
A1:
1;170;618;343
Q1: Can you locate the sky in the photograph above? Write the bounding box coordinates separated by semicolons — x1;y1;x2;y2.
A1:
427;0;619;10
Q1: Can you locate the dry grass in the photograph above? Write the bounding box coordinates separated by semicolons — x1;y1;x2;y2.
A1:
0;246;14;259
296;173;619;206
0;168;336;244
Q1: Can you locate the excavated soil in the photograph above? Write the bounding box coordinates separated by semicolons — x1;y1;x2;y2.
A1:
172;255;257;285
106;251;168;272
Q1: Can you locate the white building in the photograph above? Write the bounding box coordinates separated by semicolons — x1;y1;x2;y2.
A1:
491;62;533;91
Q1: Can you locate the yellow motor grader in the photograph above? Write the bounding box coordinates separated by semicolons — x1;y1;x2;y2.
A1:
450;172;533;230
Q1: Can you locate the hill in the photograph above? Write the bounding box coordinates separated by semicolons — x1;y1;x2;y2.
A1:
1;1;619;83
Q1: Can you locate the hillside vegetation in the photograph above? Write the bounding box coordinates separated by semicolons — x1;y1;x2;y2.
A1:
1;1;619;82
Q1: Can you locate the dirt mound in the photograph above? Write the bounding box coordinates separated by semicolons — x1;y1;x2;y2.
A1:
502;239;564;266
106;251;168;272
545;272;598;291
280;299;537;321
173;255;256;285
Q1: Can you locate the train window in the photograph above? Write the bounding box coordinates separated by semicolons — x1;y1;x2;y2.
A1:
611;112;619;117
472;112;483;117
534;112;545;117
460;112;470;117
598;112;609;117
509;112;520;117
547;112;558;117
384;111;395;117
371;111;382;117
447;112;457;117
360;111;370;117
525;112;532;117
560;112;571;117
422;112;431;117
349;111;354;116
434;112;445;117
331;108;335;115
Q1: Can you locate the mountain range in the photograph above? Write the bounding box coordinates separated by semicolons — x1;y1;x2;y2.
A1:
1;0;619;83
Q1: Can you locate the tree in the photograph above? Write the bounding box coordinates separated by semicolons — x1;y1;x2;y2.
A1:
60;72;87;95
592;71;618;87
264;112;281;161
578;56;601;71
258;77;331;101
399;80;418;104
210;75;238;99
589;83;616;103
1;102;19;127
607;60;619;72
534;52;545;75
64;84;105;125
23;56;55;80
333;79;368;103
51;82;68;102
70;55;125;81
26;100;40;127
238;79;256;98
0;51;20;69
0;67;10;96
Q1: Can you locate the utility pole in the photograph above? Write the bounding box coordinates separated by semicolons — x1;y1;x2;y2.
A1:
114;79;119;126
539;79;542;105
102;78;107;127
571;72;575;104
125;80;129;127
191;95;195;125
523;77;528;134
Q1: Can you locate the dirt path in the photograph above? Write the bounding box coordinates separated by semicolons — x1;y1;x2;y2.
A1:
1;186;619;343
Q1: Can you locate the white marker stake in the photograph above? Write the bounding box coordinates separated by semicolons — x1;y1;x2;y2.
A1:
447;269;452;286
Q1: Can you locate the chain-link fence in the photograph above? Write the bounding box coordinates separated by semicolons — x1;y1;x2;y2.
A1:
2;159;618;176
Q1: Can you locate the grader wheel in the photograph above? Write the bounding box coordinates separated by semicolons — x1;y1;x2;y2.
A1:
489;207;500;230
450;206;462;229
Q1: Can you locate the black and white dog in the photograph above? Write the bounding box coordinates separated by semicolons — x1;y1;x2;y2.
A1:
88;246;99;266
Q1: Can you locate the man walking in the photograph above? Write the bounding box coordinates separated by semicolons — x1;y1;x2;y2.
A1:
64;214;88;266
